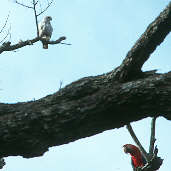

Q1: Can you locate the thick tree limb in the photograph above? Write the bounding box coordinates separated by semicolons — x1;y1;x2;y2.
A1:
112;2;171;82
0;72;171;158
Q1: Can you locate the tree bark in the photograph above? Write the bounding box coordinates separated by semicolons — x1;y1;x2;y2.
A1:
0;2;171;158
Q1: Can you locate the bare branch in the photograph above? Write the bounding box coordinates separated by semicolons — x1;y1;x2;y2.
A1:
0;13;10;35
15;1;33;9
141;146;163;171
33;0;39;37
126;124;149;162
60;42;72;45
0;17;11;44
45;36;70;45
0;30;10;44
37;0;54;16
35;0;39;6
0;36;66;54
149;117;157;157
38;0;43;12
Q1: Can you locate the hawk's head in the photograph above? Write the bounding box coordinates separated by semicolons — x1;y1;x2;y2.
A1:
44;16;52;22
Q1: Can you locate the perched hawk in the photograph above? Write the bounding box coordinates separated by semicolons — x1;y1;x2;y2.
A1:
38;16;53;49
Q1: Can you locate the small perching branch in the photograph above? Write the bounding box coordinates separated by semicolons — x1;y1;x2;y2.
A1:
149;117;157;157
0;36;66;54
126;124;149;162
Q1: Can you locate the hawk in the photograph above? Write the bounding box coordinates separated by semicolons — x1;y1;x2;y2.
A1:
38;16;53;49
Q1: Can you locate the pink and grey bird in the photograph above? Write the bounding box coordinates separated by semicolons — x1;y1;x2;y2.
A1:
38;16;53;49
123;144;146;170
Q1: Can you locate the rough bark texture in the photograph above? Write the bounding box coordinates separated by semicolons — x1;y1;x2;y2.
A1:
0;2;171;159
112;2;171;82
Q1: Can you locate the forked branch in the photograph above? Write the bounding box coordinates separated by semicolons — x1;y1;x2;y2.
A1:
127;117;163;171
37;0;54;16
126;124;149;162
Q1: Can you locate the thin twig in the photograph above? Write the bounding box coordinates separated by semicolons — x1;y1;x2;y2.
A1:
15;1;33;9
60;42;72;45
149;117;157;158
0;13;10;34
37;0;54;16
59;80;63;90
33;0;39;37
38;0;43;12
35;0;39;6
0;30;10;44
126;124;149;162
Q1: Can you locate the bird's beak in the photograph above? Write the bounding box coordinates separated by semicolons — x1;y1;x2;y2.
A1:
123;146;128;153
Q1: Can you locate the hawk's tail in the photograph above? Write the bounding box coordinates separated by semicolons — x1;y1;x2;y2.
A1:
43;43;48;49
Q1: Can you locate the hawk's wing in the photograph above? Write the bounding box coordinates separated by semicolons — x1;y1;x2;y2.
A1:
38;21;45;38
38;21;53;39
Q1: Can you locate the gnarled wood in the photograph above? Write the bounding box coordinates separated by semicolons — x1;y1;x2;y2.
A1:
0;72;171;158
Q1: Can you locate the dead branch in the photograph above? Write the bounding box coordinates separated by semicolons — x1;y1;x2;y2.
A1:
141;146;163;171
126;124;149;162
0;30;10;44
37;0;54;16
44;36;68;45
0;13;10;35
15;1;33;9
59;80;63;90
0;36;65;54
33;0;39;37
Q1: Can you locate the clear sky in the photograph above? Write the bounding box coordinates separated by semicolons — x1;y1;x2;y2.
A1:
1;0;171;171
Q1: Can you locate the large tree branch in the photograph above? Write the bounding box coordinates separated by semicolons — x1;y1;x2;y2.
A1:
0;72;171;158
112;2;171;82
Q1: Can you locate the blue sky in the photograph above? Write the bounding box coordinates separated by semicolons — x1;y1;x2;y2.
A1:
1;0;171;171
